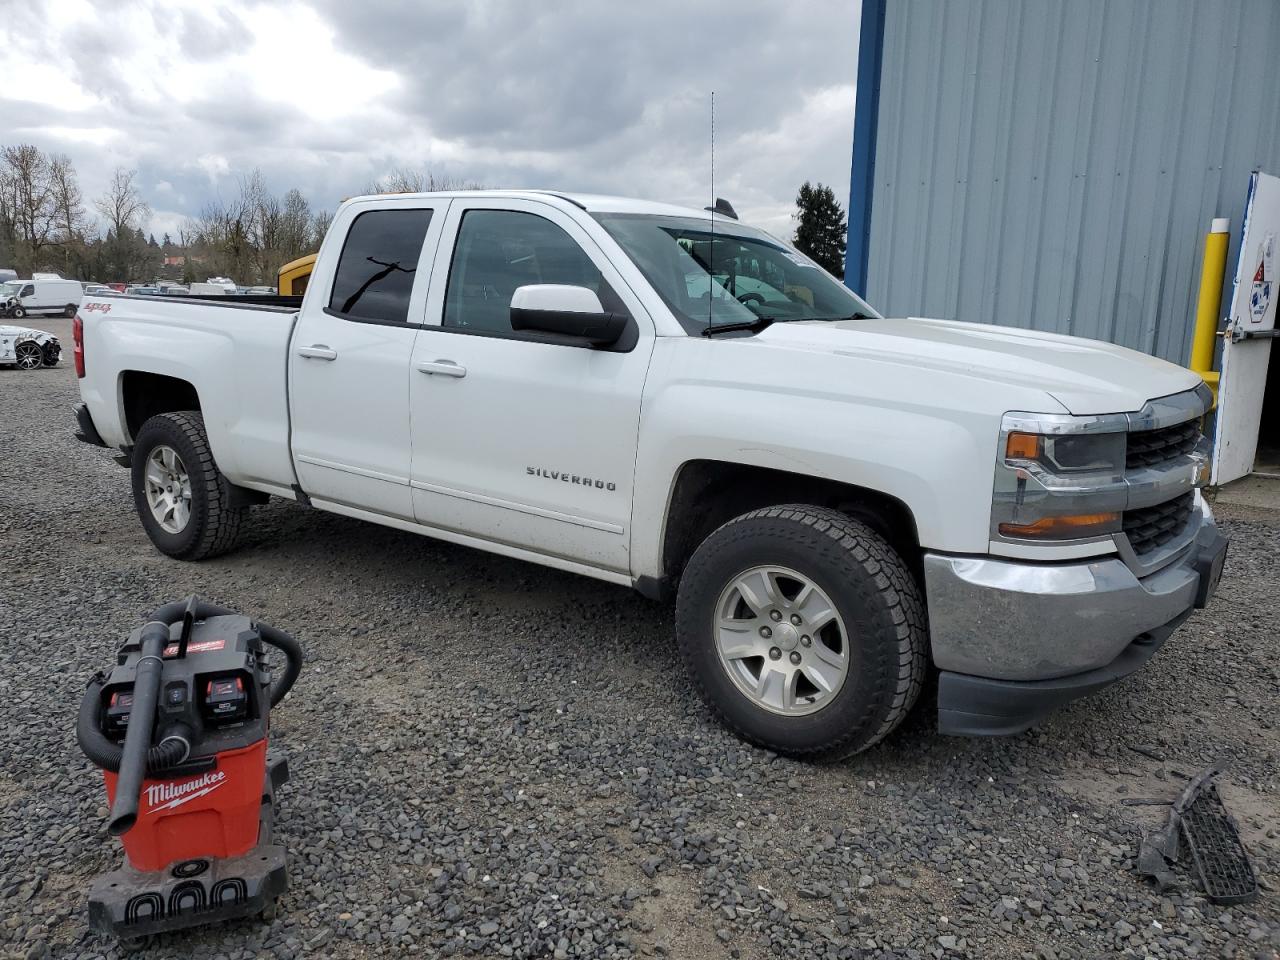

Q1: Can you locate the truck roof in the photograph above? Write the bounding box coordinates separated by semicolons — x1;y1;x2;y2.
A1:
347;190;723;220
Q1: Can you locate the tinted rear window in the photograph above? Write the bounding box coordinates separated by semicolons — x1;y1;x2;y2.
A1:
328;208;432;324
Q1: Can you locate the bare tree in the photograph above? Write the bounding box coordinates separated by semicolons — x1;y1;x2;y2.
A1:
363;167;481;195
96;167;152;282
1;144;58;273
48;154;90;276
310;209;333;249
96;167;149;237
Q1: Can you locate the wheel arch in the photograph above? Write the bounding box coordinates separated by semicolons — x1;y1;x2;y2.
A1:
119;370;202;442
648;458;922;599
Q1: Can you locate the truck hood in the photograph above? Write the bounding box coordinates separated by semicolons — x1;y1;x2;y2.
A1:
755;316;1202;415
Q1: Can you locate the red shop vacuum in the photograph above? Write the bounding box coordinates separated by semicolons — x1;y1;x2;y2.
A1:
76;597;303;942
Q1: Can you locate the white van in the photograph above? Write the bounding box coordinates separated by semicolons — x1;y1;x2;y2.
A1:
3;278;83;319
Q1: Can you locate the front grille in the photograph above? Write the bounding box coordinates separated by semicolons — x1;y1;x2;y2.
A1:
1123;493;1194;556
1126;419;1200;470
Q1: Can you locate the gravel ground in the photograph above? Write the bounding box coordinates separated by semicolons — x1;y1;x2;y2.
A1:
1;316;1277;960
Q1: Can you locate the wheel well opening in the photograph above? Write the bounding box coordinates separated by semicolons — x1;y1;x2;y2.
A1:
121;372;200;441
662;460;922;588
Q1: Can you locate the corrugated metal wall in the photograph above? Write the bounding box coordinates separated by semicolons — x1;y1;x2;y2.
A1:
861;0;1280;364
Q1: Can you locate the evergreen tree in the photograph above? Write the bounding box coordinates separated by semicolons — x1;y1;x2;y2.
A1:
792;181;847;277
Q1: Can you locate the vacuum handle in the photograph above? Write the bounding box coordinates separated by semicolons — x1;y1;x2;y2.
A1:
107;621;169;836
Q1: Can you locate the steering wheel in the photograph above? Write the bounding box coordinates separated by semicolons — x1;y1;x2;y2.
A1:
736;292;765;307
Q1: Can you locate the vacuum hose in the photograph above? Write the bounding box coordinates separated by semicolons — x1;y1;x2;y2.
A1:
76;600;303;834
106;621;168;836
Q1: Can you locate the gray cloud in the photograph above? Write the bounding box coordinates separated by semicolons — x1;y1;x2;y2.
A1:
0;0;859;237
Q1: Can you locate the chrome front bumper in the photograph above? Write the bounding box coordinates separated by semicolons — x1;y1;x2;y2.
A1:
924;502;1223;683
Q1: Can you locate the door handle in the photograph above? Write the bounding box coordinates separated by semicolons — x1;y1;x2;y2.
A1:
417;359;467;378
297;344;338;361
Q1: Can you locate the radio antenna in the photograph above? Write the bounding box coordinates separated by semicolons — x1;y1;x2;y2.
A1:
709;90;715;328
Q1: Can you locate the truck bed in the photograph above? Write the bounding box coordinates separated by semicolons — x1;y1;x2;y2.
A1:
77;294;300;496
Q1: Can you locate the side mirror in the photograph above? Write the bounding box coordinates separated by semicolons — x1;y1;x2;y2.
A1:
510;284;628;347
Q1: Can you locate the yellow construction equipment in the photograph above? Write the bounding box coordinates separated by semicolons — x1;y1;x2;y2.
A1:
278;254;316;297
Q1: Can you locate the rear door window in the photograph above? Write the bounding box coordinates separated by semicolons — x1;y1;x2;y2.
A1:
328;209;433;325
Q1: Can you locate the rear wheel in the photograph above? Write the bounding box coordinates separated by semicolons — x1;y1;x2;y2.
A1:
676;505;927;761
131;411;245;560
64;303;77;318
14;341;41;370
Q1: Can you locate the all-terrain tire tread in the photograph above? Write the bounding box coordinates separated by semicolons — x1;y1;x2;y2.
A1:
677;504;927;762
139;411;244;560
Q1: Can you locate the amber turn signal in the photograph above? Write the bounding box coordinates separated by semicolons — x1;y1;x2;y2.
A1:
998;512;1120;539
1005;432;1041;460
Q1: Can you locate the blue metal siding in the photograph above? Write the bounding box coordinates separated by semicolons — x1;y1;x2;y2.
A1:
861;0;1280;364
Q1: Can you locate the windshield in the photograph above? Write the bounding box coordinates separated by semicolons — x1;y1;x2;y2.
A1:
1;282;20;297
593;213;878;334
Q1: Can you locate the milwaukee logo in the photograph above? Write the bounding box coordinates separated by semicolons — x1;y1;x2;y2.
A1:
144;771;226;814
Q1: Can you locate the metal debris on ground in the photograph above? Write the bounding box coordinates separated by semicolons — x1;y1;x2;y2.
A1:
1135;765;1259;905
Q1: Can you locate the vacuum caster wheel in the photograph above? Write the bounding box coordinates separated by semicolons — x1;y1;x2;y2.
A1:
261;898;279;921
119;935;149;952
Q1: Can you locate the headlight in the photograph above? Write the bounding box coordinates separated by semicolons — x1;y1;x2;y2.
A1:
1003;430;1126;482
993;415;1128;542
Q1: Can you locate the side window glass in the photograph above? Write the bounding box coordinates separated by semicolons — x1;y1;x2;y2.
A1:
328;208;432;324
443;209;625;334
21;285;33;297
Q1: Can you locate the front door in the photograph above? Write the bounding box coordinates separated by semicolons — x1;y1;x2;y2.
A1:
408;198;654;573
1213;172;1279;485
289;198;448;519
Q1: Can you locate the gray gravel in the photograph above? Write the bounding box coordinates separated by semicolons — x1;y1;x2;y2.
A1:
1;316;1277;960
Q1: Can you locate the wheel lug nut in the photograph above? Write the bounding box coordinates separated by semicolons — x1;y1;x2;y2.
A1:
790;614;802;626
800;635;811;647
759;626;772;639
769;610;782;622
768;647;782;660
789;651;802;665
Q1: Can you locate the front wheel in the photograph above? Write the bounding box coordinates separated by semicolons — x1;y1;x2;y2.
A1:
11;305;26;319
14;341;42;370
131;411;245;560
676;505;927;761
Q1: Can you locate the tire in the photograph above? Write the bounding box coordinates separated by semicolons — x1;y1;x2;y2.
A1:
14;341;42;370
64;303;77;318
676;504;926;761
12;305;25;319
131;411;245;560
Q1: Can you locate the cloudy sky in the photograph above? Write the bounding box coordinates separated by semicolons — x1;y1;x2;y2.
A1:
1;0;860;241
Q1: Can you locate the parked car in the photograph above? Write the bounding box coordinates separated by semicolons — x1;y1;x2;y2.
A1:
124;285;161;296
72;190;1227;758
83;284;115;296
1;277;82;318
186;282;227;296
0;324;61;369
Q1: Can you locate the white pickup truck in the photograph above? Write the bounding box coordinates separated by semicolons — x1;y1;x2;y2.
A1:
74;190;1227;759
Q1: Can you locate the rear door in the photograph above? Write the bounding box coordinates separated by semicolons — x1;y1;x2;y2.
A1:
288;198;448;519
407;198;654;573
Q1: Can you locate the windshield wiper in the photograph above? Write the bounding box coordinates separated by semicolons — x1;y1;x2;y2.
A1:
701;316;778;337
805;313;869;322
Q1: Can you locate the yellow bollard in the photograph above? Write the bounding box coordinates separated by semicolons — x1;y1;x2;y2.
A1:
1190;217;1229;406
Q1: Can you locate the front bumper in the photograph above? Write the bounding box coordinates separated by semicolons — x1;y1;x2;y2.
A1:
925;505;1226;736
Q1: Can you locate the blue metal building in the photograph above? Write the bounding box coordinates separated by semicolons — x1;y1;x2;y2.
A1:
846;0;1280;365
